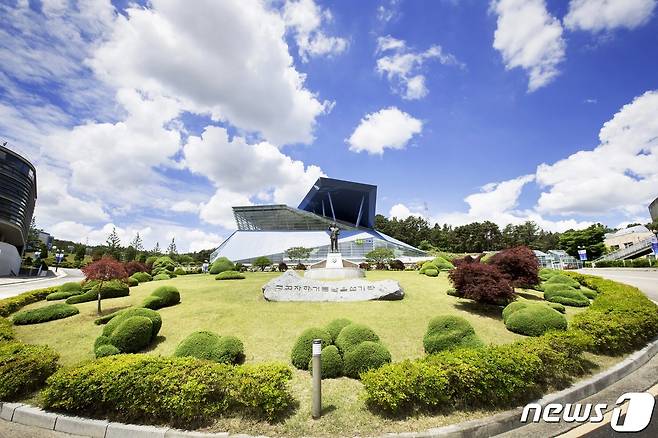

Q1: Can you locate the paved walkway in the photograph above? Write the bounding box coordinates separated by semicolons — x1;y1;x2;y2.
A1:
0;420;80;437
0;268;84;299
577;268;658;301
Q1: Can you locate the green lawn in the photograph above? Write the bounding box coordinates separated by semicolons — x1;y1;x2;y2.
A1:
13;271;607;436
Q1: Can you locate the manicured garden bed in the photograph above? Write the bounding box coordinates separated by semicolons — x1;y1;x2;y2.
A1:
4;270;655;436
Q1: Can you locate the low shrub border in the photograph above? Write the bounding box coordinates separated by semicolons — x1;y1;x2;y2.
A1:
41;355;294;425
0;341;59;400
362;273;658;414
0;286;58;317
12;303;79;325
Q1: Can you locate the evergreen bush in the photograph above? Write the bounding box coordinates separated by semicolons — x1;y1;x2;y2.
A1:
142;285;181;310
215;270;246;280
0;342;59;400
335;323;379;353
131;272;152;283
502;302;567;336
325;318;352;342
343;341;391;379
308;345;343;378
109;316;153;353
66;280;129;304
12;303;79;325
423;315;482;354
290;328;332;369
209;257;235;275
102;307;162;341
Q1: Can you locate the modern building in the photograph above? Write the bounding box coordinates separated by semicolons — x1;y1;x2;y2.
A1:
533;250;582;270
604;225;655;251
650;197;658;222
210;177;427;265
0;144;37;276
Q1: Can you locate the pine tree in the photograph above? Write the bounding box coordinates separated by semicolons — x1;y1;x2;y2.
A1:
167;237;177;255
105;227;122;260
130;232;144;251
153;242;161;255
27;217;42;250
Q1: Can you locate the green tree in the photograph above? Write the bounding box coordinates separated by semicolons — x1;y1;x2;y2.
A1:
74;244;86;262
105;227;122;260
130;232;144;251
558;224;607;259
27;217;42;251
253;256;272;271
285;247;312;264
152;242;161;256
123;246;137;262
167;237;177;256
366;247;395;265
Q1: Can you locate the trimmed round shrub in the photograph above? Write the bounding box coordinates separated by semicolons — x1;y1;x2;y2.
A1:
58;282;82;293
424;268;439;277
142;286;180;310
125;276;139;287
388;259;405;270
0;317;14;341
46;291;76;301
215;270;245;280
325;318;352;342
419;261;438;274
431;256;454;271
12;303;79;325
95;344;120;358
548;302;566;313
343;341;391;379
335;323;379;353
131;272;152;283
308;345;343;378
544;288;590;307
81;279;99;292
66;280;130;304
290;327;332;370
152;273;170;281
539;268;558;281
0;342;59;400
174;331;245;364
423;315;482;354
103;308;162;341
542;283;578;295
581;288;598;299
209;257;235;275
545;274;580;289
173;267;186;276
503;302;567;336
110;316;153;353
94;335;112;349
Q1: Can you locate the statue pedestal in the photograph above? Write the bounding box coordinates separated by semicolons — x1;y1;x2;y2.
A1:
325;252;344;269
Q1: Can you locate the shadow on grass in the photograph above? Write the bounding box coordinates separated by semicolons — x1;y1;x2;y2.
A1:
143;335;167;352
454;301;504;321
516;292;544;301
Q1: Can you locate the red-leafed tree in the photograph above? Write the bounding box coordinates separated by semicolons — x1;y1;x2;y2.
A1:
448;262;514;305
488;246;540;288
124;260;148;276
82;256;127;314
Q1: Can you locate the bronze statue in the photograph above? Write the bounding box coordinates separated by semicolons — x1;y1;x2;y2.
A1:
328;223;340;252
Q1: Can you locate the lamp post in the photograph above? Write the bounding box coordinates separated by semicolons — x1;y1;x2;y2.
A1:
55;248;65;272
312;339;322;419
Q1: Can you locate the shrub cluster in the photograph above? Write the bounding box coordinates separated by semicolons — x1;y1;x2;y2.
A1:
543;285;590;307
488;246;540;288
545;274;581;289
502;302;567;336
215;270;246;280
0;341;59;400
448;262;514;304
174;331;245;364
418;257;453;276
125;276;139;287
571;274;658;355
130;271;152;283
46;291;79;301
423;316;483;354
389;259;405;271
0;286;58;317
291;320;391;379
124;261;148;276
42;355;294;425
152;273;171;281
0;317;15;341
361;330;592;414
142;285;181;310
66;280;130;304
150;256;179;279
538;268;558;282
58;282;82;294
12;303;79;325
209;257;235;275
93;308;162;357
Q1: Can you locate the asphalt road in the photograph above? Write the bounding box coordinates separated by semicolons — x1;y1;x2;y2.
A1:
578;268;658;301
0;268;85;299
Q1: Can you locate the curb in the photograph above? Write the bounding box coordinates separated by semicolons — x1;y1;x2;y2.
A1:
1;336;658;438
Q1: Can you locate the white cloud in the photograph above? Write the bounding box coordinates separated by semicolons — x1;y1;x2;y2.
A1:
389;203;425;220
536;90;658;216
564;0;657;32
184;126;325;228
90;0;329;146
283;0;348;61
491;0;565;92
346;107;423;155
377;0;401;23
376;36;463;100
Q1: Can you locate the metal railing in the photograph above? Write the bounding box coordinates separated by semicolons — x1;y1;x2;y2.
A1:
596;237;655;261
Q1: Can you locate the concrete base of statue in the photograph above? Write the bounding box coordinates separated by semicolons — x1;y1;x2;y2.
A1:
263;271;403;302
304;252;365;280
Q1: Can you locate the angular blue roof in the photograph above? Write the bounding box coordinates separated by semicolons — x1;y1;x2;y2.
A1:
297;177;377;228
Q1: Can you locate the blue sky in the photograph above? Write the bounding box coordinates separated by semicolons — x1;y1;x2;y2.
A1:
1;0;657;252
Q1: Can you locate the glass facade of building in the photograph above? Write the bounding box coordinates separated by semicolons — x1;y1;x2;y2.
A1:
0;145;37;253
210;178;427;264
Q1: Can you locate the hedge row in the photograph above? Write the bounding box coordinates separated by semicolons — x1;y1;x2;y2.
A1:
12;303;79;325
362;330;593;413
0;317;15;341
569;273;658;355
0;341;59;400
0;286;58;317
41;355;294;425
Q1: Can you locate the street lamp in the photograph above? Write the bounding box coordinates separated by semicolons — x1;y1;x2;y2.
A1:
55;248;65;272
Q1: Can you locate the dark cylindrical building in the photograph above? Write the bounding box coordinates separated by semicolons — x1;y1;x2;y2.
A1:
0;144;37;255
